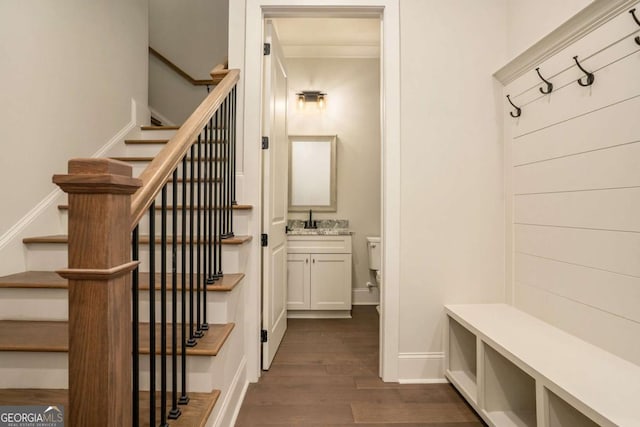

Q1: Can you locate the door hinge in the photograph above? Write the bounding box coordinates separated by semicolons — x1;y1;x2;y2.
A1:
263;43;271;55
262;136;269;149
261;329;268;342
261;233;268;247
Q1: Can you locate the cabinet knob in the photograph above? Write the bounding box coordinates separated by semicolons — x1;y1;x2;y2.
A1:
306;258;308;264
312;258;315;263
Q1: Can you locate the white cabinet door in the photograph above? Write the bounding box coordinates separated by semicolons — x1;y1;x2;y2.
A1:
287;254;310;309
310;253;352;310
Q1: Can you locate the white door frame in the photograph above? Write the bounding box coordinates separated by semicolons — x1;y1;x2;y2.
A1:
231;0;401;383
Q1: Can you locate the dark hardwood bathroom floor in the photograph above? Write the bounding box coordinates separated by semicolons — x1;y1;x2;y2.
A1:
235;306;484;426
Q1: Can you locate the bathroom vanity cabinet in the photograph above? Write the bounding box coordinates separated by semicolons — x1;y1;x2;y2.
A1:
286;234;352;318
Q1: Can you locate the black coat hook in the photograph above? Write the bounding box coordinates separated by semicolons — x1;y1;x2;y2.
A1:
506;95;521;118
535;67;553;94
573;56;595;87
630;9;640;45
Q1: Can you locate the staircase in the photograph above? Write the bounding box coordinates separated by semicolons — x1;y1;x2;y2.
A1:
0;96;252;427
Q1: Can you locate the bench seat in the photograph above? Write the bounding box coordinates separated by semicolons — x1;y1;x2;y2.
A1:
445;303;640;427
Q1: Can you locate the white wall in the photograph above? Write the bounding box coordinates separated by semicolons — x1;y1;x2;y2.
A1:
506;0;593;59
0;0;148;275
286;58;381;302
149;0;229;123
398;0;507;379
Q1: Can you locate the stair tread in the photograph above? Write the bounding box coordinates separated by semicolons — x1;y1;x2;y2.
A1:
125;139;224;145
0;320;234;356
110;156;226;162
141;125;181;130
0;271;244;292
23;234;252;245
58;203;253;211
0;271;67;289
0;388;219;427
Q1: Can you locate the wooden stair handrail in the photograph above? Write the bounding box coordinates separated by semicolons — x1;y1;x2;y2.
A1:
130;69;239;229
149;46;228;85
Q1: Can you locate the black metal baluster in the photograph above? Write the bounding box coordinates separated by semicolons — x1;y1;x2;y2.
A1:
195;135;204;339
212;110;219;280
179;156;190;405
215;105;223;278
132;226;140;427
226;94;234;238
231;86;238;216
187;145;197;347
160;186;169;427
202;119;214;330
169;170;181;419
227;97;232;238
148;203;156;427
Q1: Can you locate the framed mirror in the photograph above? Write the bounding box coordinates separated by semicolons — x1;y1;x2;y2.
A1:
288;135;337;212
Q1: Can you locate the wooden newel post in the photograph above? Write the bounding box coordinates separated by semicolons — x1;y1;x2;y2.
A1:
53;159;142;427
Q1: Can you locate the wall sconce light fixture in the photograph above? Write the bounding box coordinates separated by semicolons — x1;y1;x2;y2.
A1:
296;91;326;109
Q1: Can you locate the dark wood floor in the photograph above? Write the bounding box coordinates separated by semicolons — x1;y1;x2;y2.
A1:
235;306;484;426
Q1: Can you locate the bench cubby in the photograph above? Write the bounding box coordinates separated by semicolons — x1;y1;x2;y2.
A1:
483;344;536;427
447;316;478;402
444;304;640;427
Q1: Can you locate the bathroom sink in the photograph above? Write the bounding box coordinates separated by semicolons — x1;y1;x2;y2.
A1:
286;219;352;236
287;228;352;236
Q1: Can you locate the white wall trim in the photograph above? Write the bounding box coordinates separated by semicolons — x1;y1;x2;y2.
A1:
397;352;447;384
213;356;248;427
239;0;400;384
494;0;638;84
148;106;178;127
0;190;61;252
352;287;380;305
0;99;138;252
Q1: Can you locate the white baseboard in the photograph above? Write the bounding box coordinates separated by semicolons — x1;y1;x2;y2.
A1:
352;287;380;305
213;356;247;427
397;352;446;383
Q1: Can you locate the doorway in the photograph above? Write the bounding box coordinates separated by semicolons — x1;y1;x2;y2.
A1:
232;0;401;383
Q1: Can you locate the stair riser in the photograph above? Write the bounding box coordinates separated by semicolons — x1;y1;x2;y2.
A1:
138;324;242;393
24;243;248;274
139;129;178;139
125;143;227;159
0;288;68;321
0;352;67;389
127;162;231;178
0;352;216;392
59;210;250;236
0;288;238;324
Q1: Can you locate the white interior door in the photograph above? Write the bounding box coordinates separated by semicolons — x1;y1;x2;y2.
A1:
261;20;288;370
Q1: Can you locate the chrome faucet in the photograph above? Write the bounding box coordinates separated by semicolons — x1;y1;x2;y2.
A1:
304;209;317;229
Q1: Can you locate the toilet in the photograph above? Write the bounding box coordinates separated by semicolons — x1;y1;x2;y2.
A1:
366;237;382;313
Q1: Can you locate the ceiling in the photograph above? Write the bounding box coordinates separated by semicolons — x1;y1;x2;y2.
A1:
272;18;380;58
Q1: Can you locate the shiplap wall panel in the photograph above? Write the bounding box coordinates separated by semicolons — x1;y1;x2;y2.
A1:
515;224;640;277
512;52;640;137
513;95;640;166
515;284;640;365
515;253;640;322
515;188;640;232
505;2;640;97
506;4;640;365
514;142;640;194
